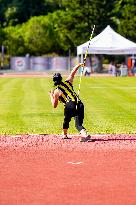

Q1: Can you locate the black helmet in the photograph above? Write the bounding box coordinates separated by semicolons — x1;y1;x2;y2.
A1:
53;73;62;86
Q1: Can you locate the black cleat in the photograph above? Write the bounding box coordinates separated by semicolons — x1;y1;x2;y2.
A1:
80;135;95;142
63;135;71;139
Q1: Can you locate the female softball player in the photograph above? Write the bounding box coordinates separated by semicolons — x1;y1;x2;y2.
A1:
49;62;93;142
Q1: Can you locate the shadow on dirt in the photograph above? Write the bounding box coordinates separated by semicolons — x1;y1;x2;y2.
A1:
93;138;136;142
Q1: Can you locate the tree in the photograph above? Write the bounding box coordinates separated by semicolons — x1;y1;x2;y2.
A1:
113;0;136;42
51;0;115;54
4;25;26;55
3;0;136;56
0;25;5;45
0;0;63;26
22;15;58;55
3;15;61;56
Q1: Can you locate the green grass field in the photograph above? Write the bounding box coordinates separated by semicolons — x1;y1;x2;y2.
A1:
0;76;135;135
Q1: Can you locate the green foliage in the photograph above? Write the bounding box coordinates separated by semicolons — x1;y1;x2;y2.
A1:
60;0;115;42
3;12;76;56
4;25;25;55
0;0;136;55
113;0;136;42
0;77;135;134
22;15;57;55
0;0;62;27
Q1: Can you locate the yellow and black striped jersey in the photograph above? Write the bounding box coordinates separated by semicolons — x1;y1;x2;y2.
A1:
56;81;79;105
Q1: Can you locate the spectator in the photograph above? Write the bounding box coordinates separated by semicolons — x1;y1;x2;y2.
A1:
108;61;117;76
83;66;91;76
132;60;136;75
119;62;128;76
108;61;113;75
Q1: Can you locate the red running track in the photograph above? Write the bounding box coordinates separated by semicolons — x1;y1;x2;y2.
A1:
0;134;136;205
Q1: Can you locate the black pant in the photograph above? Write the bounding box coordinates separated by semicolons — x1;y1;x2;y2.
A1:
63;100;85;132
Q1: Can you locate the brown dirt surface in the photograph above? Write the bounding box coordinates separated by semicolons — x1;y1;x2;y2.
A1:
0;134;136;205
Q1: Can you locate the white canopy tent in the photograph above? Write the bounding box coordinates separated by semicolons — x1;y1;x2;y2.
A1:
77;25;136;62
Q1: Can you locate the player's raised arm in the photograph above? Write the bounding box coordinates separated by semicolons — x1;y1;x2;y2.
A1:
66;63;84;84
